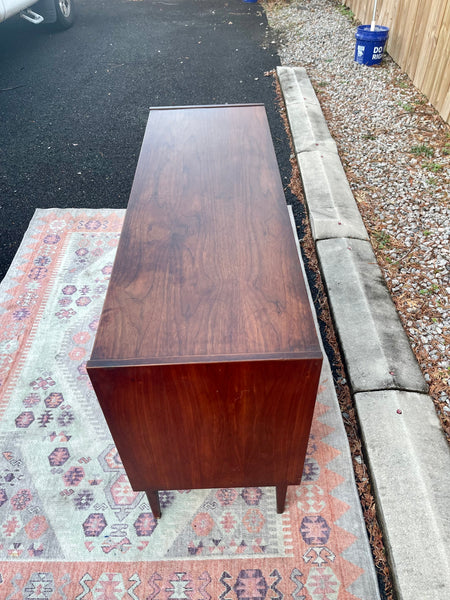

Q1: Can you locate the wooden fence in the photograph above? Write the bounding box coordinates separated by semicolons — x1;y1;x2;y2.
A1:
343;0;450;123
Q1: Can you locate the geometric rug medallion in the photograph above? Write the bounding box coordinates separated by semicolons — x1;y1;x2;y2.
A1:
0;209;380;599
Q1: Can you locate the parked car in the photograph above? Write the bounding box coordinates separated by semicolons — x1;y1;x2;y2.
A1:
0;0;74;29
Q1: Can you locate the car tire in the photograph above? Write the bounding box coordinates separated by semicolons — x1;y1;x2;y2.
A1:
53;0;74;30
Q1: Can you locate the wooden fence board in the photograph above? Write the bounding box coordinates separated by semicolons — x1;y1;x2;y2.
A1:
392;0;420;69
426;0;450;118
384;0;407;60
404;1;431;81
410;0;445;88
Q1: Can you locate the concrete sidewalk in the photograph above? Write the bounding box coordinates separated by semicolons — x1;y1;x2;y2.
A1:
278;66;450;600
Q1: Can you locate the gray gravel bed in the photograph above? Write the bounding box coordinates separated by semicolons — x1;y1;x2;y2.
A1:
266;0;449;432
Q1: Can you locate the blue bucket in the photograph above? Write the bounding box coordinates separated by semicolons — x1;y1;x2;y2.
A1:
354;25;389;66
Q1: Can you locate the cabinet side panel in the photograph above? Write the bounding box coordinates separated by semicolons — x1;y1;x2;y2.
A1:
88;359;322;492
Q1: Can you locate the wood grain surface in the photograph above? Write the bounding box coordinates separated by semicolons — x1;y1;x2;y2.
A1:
89;105;321;365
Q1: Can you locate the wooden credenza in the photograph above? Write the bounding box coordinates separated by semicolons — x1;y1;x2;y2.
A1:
86;104;323;518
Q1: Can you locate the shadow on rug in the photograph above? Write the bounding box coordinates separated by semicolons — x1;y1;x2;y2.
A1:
0;209;380;599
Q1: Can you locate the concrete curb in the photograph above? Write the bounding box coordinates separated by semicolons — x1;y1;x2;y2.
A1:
278;65;450;599
298;151;369;241
355;390;450;599
277;66;338;154
316;237;427;394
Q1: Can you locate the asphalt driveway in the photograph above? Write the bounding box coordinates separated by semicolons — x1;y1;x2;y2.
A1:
0;0;296;282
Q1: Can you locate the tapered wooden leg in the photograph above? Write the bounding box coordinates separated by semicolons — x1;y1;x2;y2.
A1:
276;483;288;514
146;489;161;519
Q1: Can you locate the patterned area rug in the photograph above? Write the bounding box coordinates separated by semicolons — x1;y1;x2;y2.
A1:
0;209;380;599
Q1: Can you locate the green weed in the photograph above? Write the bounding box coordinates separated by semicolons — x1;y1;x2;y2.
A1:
398;101;414;112
422;162;443;172
339;5;354;20
410;144;434;157
373;231;391;249
419;284;440;296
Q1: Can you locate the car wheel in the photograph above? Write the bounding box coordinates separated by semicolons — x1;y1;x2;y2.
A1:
53;0;74;30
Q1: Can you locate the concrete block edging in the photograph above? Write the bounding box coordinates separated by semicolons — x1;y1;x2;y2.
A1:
316;237;427;394
298;150;369;241
355;390;450;598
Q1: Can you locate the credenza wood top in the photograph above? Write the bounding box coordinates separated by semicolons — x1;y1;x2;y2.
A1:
89;104;321;365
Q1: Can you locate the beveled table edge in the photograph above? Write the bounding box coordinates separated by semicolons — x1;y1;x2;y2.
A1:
86;351;323;369
148;103;265;112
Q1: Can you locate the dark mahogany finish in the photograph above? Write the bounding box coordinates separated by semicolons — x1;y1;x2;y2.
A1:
87;105;323;518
